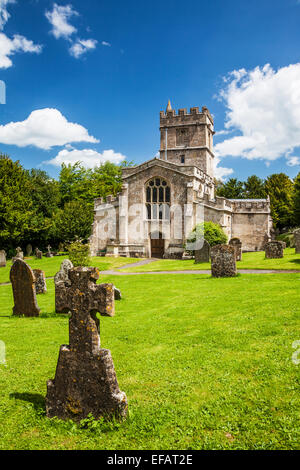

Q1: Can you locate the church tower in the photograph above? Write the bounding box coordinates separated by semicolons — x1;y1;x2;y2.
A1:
159;101;215;178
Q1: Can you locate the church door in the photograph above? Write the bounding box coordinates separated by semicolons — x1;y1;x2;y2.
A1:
151;233;164;258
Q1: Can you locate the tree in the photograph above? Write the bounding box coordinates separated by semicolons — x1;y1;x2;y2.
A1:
265;173;294;229
187;221;228;251
216;178;244;199
244;175;266;199
293;172;300;226
0;155;34;252
53;200;94;243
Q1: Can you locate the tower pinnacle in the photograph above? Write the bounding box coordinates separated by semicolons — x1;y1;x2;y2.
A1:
166;100;172;112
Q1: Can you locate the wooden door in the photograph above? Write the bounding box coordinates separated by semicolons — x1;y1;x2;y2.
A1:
151;233;164;258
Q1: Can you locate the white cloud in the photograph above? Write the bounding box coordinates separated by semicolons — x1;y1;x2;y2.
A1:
215;63;300;163
45;148;127;167
0;0;15;30
214;157;234;181
287;156;300;167
45;3;78;40
69;38;97;58
0;108;99;149
0;32;42;68
101;41;111;47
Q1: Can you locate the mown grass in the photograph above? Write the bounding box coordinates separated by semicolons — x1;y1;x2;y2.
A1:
120;248;300;272
0;256;141;284
0;272;299;450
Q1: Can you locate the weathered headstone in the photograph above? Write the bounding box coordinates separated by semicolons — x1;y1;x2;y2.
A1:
10;259;40;317
58;242;64;253
54;259;74;313
26;244;33;257
211;244;237;278
229;238;242;261
14;247;24;261
35;248;43;259
114;286;122;300
195;240;210;264
294;229;300;254
265;241;284;259
46;245;53;258
46;266;128;422
0;250;6;268
33;269;47;294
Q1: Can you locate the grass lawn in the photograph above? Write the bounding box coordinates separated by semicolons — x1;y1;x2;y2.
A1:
0;256;141;284
0;272;299;450
120;248;300;272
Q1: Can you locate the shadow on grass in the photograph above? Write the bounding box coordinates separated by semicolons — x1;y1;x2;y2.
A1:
10;392;46;414
290;258;300;265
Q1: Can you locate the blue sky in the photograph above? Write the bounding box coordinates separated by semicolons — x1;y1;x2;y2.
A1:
0;0;300;181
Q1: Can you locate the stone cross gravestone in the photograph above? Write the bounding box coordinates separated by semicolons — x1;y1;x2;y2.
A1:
211;244;237;278
46;245;53;258
33;269;47;294
195;240;210;264
0;250;6;268
265;241;284;259
229;238;242;261
54;259;74;313
46;266;128;422
294;229;300;255
10;259;40;317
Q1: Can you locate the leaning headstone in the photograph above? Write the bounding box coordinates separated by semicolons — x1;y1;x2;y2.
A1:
229;238;242;261
195;240;210;264
35;248;43;259
294;229;300;254
10;259;40;317
26;244;33;257
54;259;74;313
265;241;284;259
211;244;237;278
46;266;128;422
46;245;53;258
33;269;47;294
0;250;6;268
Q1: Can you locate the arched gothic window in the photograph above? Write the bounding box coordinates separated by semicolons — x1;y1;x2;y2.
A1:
146;178;170;220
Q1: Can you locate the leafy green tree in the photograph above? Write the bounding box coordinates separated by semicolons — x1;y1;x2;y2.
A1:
53;200;94;243
0;155;34;252
265;173;294;229
216;178;244;199
244;175;266;199
187;221;227;251
67;241;91;267
293;172;300;226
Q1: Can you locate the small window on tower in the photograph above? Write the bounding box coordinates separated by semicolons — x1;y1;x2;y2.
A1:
180;155;185;164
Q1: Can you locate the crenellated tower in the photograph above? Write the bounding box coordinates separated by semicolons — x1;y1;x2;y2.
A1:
159;101;215;178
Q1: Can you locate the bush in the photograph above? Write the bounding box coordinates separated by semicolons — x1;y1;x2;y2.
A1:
187;221;227;253
276;233;293;248
67;241;91;267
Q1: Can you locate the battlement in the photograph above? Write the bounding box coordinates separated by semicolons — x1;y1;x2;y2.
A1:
229;199;271;213
160;106;214;126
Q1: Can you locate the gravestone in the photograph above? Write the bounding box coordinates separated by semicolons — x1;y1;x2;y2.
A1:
265;241;284;259
14;247;24;261
33;269;47;294
114;286;122;300
229;238;242;261
0;250;6;268
35;248;43;259
46;245;53;258
55;259;74;313
46;266;128;422
10;259;40;317
195;240;210;264
211;244;237;278
294;229;300;254
58;242;64;253
26;244;33;257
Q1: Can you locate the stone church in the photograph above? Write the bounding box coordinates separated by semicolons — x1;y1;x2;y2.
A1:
90;102;272;258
